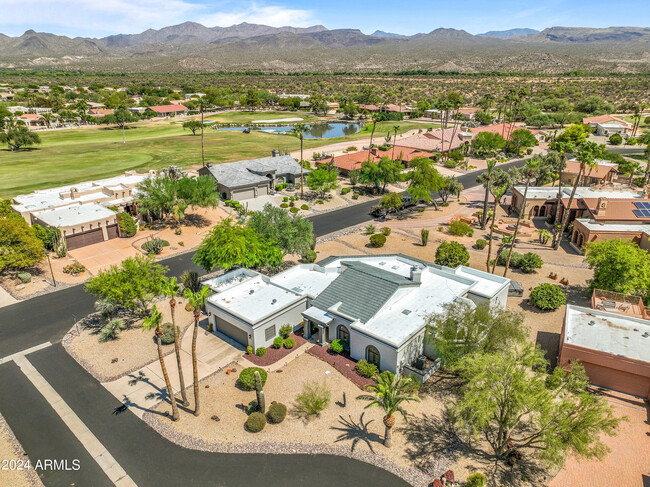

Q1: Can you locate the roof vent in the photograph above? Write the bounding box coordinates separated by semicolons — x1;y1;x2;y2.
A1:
402;309;412;315
378;261;386;266
249;289;254;295
271;299;277;305
588;320;596;326
642;332;650;338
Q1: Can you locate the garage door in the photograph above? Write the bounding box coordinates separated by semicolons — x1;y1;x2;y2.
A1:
231;187;256;200
582;362;650;398
66;228;104;250
106;224;119;239
215;317;249;346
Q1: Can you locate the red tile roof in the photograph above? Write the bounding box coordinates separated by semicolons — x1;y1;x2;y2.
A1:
587;199;650;222
148;104;188;114
468;123;538;140
398;128;467;152
332;146;434;171
582;114;631;127
564;160;617;179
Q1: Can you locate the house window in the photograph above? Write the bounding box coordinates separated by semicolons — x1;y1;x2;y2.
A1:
337;325;349;344
264;325;276;341
366;346;380;367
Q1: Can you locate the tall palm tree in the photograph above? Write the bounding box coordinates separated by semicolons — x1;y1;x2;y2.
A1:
143;305;180;421
503;157;540;277
391;124;400;161
491;234;513;274
197;98;208;167
485;185;506;272
163;277;188;406
478;159;497;229
367;114;380;161
183;285;212;416
291;123;307;199
357;371;420;447
549;141;573;247
553;142;606;250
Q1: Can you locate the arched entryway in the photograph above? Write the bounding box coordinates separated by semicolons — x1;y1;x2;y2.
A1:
366;345;380;367
539;205;547;217
337;325;349;344
532;205;540;217
576;233;584;248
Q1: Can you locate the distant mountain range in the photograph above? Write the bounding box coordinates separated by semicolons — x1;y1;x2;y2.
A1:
0;23;648;73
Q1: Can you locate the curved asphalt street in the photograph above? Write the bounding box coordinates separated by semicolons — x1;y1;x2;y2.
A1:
0;159;525;487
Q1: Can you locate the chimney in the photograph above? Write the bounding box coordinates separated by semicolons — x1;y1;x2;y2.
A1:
410;266;422;283
597;197;607;216
271;149;280;157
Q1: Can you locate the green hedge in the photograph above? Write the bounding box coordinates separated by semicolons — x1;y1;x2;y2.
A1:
238;367;268;390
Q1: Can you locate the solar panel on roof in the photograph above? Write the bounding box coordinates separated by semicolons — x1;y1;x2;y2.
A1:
634;202;650;210
634;209;650;218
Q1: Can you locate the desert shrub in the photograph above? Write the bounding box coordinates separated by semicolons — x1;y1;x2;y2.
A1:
498;251;522;268
239;367;268;390
279;324;292;338
224;200;242;209
435;241;470;267
273;337;283;349
180;270;201;293
315;199;325;204
370;233;387;248
174;227;182;235
141;237;168;255
289;200;295;207
160;322;180;345
475;239;487;250
256;347;267;357
365;224;376;234
290;207;299;214
283;196;288;202
246;399;260;414
284;337;295;349
444;159;458;168
466;473;487;487
117;212;137;237
529;283;567;311
245;412;267;433
449;220;473;237
355;359;378;378
63;263;86;275
518;252;544;273
300;204;309;210
16;271;31;283
609;133;623;145
246;346;253;355
295;381;331;416
301;250;317;263
352;193;359;200
178;241;184;246
266;402;287;424
421;229;430;246
381;227;391;236
329;339;344;354
341;187;351;195
98;319;126;343
346;146;357;151
280;203;289;208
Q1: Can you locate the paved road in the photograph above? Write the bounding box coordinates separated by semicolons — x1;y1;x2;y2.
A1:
0;159;526;487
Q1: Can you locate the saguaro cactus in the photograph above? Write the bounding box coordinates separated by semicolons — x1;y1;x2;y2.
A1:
254;370;266;414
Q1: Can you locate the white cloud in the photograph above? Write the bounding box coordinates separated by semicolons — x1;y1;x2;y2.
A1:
0;0;316;37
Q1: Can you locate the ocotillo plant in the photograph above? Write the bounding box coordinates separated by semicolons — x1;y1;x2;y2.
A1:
254;371;265;414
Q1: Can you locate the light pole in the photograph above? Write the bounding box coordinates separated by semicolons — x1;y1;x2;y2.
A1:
45;250;56;287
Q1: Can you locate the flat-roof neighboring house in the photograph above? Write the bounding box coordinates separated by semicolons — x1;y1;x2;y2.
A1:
332;146;435;174
559;305;650;400
583;114;633;134
204;254;510;376
595;122;630;137
148;104;188;117
199;153;309;201
560;159;617;187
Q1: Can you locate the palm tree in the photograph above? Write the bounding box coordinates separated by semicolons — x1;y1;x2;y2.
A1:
491;234;513;274
163;277;188;406
485;185;506;272
357;371;420;447
553;142;606;250
143;305;180;421
549;141;573;248
367;114;380;161
503;157;540;277
291;123;307;199
478;159;497;229
197;98;208;167
183;285;212;416
391;124;400;161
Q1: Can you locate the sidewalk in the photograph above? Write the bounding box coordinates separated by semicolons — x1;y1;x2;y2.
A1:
103;319;244;418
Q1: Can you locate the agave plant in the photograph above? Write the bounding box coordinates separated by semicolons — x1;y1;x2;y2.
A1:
98;318;125;343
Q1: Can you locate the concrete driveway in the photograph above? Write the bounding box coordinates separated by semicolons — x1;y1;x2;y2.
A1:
70;238;140;275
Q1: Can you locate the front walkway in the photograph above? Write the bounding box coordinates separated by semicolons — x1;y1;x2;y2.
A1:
103;319;244;418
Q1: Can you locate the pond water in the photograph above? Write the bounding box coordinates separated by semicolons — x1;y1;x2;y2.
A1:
217;122;364;139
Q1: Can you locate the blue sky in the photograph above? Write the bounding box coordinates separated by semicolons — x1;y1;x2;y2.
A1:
1;0;648;37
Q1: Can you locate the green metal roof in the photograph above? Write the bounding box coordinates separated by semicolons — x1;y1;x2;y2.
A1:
310;261;413;323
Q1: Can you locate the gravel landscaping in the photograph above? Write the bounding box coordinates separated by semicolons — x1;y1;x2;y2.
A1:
306;345;374;389
0;413;43;487
63;299;195;382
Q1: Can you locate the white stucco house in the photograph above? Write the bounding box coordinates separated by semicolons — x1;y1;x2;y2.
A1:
204;254;510;376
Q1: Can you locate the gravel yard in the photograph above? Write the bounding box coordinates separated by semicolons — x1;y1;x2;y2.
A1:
0;414;41;487
65;299;195;382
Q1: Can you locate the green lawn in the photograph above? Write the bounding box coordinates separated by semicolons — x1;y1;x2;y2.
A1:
206;110;318;124
0;118;438;198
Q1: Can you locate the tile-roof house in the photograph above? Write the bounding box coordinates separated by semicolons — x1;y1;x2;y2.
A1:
203;254;510;377
560;160;617;186
332;146;435;174
398;128;471;153
148;104;188;116
199;153;310;201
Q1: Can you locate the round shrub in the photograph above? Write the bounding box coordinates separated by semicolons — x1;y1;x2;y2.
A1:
341;187;351;195
280;203;289;209
272;336;283;349
279;324;292;338
330;339;344;354
355;359;378;378
381;227;391;236
301;250;317;263
475;239;487;250
245;412;266;433
246;346;253;355
518;252;543;273
160;322;180;345
282;196;288;202
435;241;470;267
301;204;309;210
609;133;622;145
267;402;287;424
238;367;268;391
352;193;359;200
256;347;267;357
290;207;299;214
466;473;487;487
369;233;387;248
284;337;295;349
529;283;567;311
448;220;473;237
16;271;32;283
